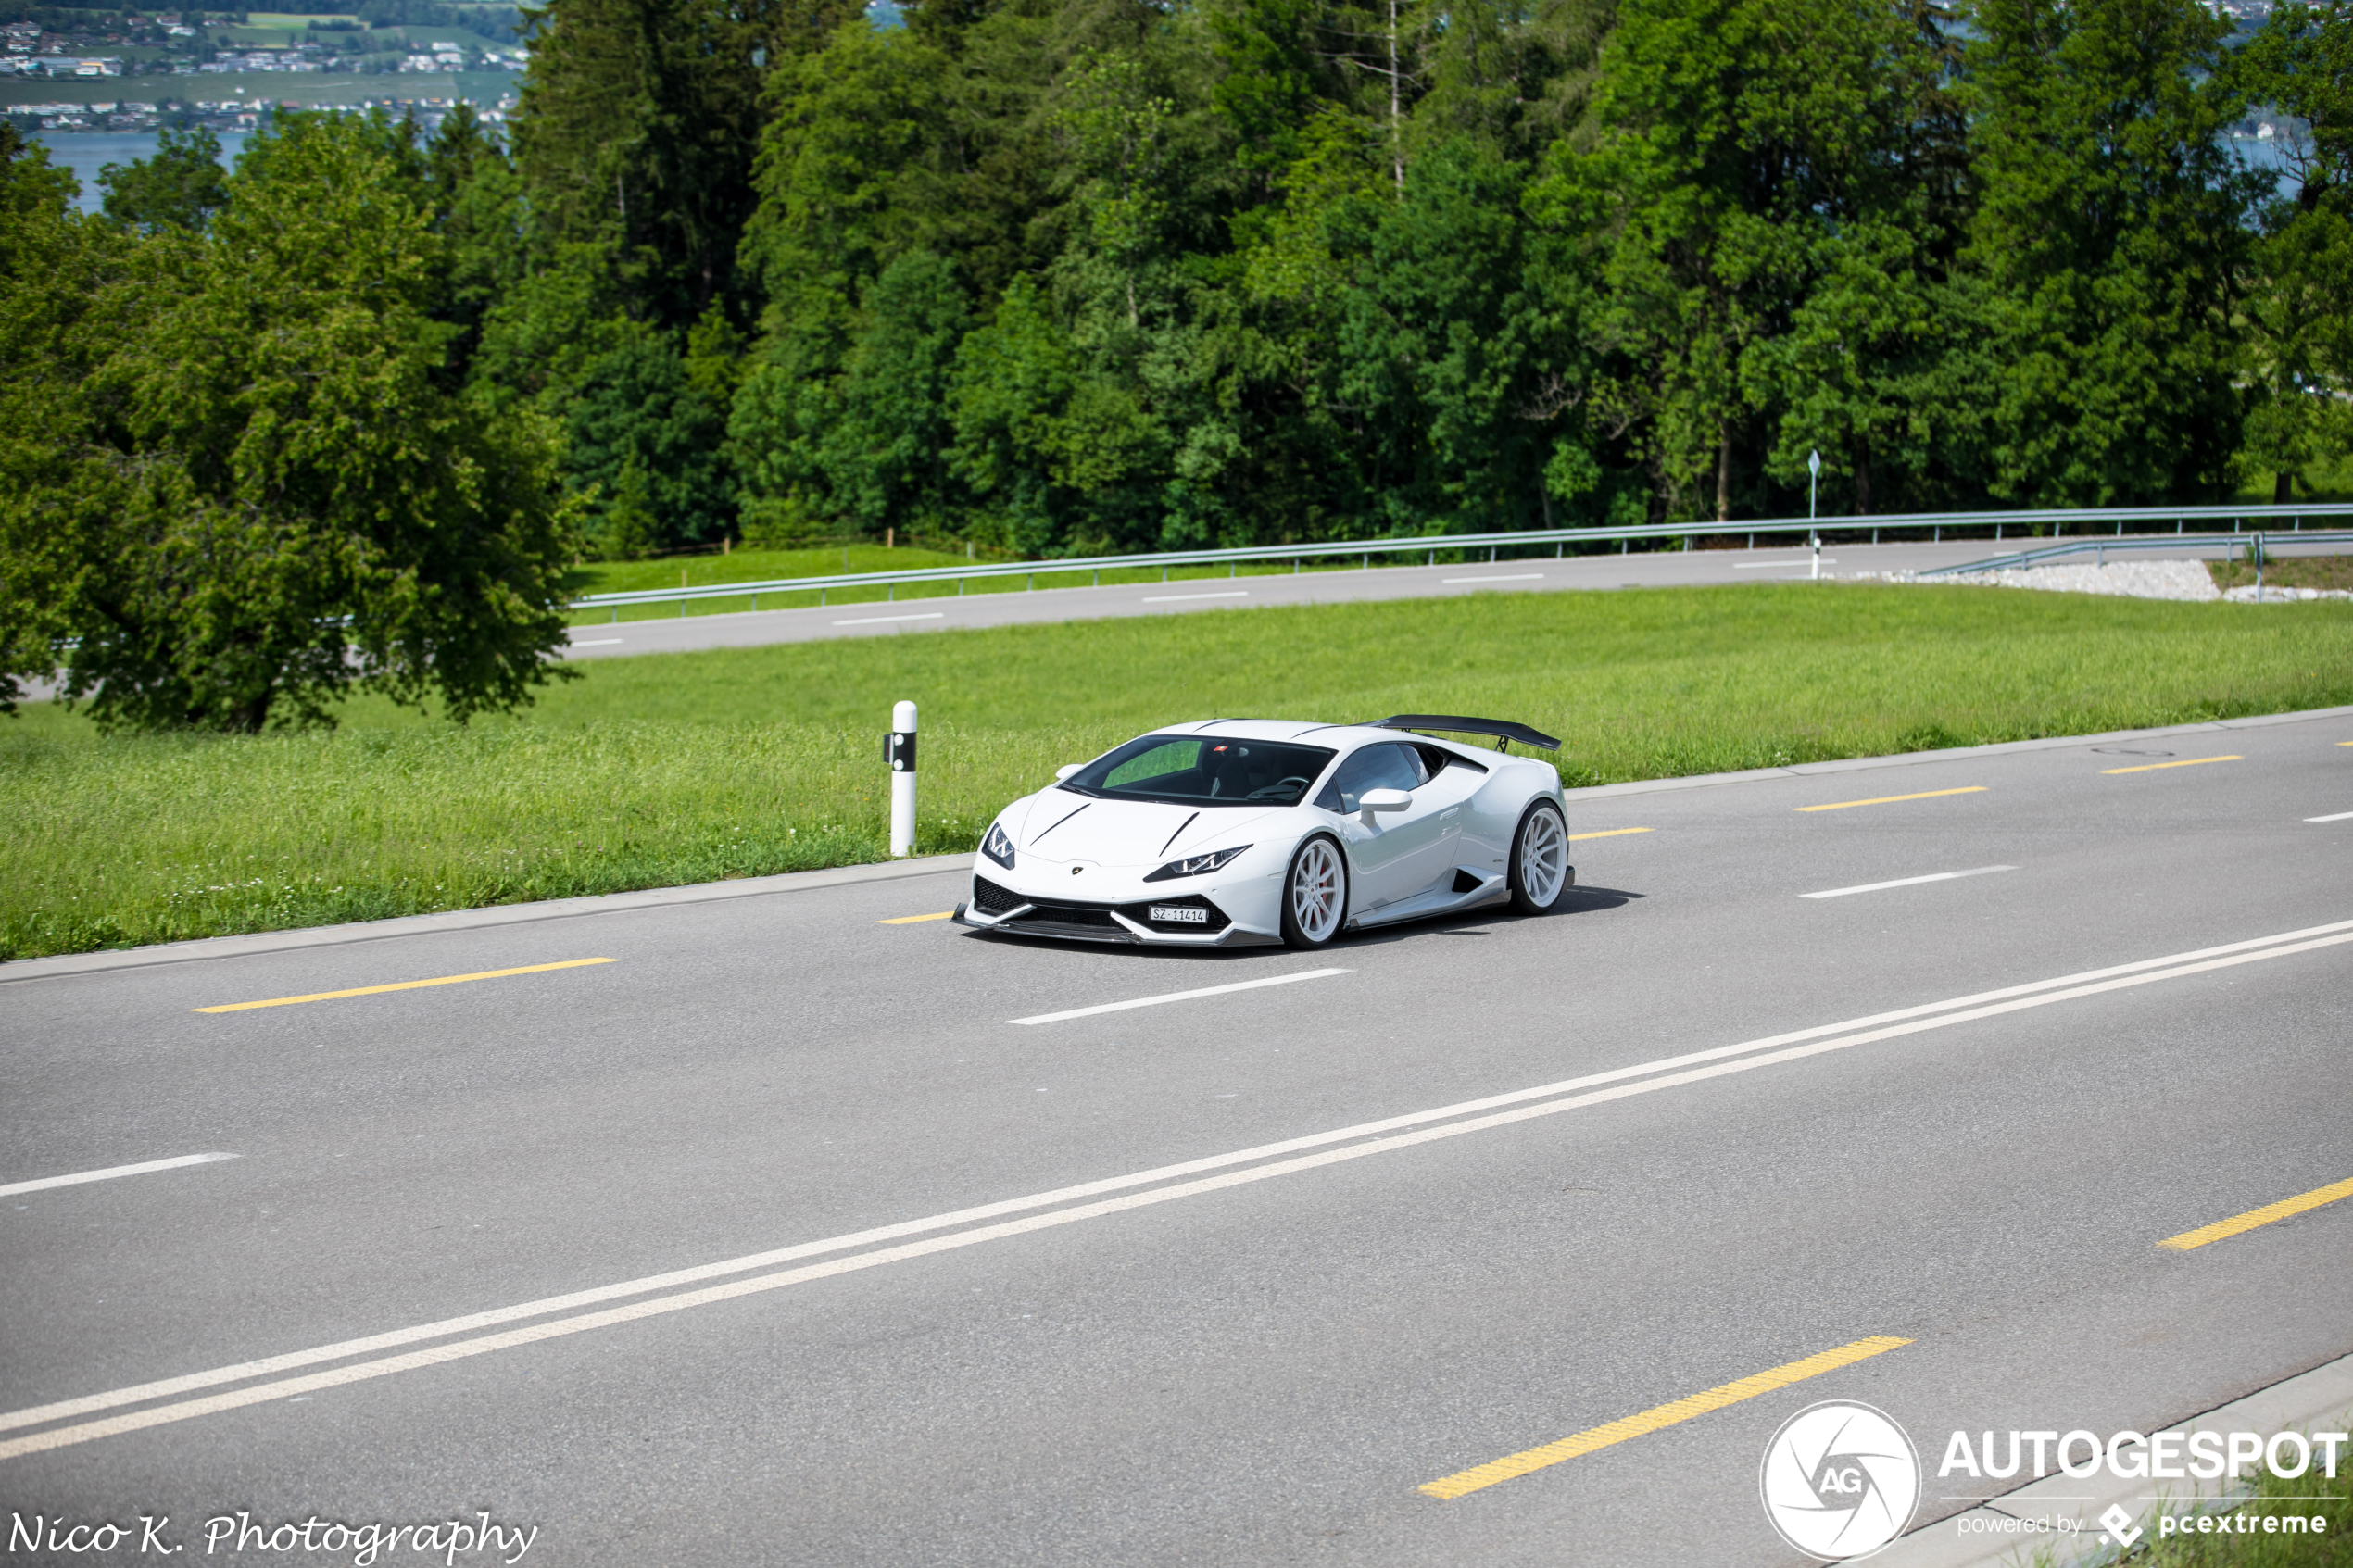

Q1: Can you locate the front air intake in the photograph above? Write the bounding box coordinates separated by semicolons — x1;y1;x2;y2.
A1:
972;876;1026;915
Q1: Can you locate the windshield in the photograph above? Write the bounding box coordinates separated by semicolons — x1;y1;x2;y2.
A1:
1061;734;1338;807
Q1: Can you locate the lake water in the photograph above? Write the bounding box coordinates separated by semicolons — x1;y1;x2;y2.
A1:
33;130;251;213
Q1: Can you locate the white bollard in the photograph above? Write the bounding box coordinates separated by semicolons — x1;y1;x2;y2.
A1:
887;700;918;858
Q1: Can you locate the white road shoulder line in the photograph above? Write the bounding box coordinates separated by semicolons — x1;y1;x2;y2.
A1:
0;1153;238;1200
1801;865;2017;899
2306;810;2353;822
1141;591;1250;602
1010;968;1348;1025
1734;559;1838;569
566;638;625;647
1441;573;1544;583
833;612;947;625
7;921;2351;1463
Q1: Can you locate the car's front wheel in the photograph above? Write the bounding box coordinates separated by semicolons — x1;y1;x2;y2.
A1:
1279;834;1349;949
1508;801;1572;915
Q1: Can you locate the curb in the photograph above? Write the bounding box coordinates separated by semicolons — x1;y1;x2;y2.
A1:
0;854;973;985
1874;1349;2353;1568
7;702;2350;985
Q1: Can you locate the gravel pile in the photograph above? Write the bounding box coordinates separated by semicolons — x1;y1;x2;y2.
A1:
2220;583;2353;602
1852;559;2223;599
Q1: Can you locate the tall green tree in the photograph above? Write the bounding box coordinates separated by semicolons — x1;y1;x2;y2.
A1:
0;125;105;717
1;115;579;732
2231;0;2353;502
514;0;799;328
97;125;230;234
1531;0;1967;521
1960;0;2264;504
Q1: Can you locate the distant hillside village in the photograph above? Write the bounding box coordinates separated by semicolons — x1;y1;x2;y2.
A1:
4;5;523;132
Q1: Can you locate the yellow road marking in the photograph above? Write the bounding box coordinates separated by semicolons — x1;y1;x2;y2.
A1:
1416;1336;1913;1501
878;912;956;924
2101;755;2241;774
1795;786;1985;813
1567;827;1653;842
195;959;616;1013
2158;1176;2353;1251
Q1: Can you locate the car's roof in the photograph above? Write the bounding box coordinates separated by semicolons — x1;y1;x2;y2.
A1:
1167;718;1390;746
1167;719;1512;759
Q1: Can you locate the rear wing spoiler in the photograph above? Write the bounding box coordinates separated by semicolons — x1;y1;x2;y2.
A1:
1368;714;1561;753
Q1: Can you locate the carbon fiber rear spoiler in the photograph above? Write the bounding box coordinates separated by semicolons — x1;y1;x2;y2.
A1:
1368;715;1561;752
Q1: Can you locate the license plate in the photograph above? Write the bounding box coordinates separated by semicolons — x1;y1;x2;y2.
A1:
1147;905;1208;924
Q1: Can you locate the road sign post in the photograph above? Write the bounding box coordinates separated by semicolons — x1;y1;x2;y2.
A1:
886;700;917;858
1807;450;1822;579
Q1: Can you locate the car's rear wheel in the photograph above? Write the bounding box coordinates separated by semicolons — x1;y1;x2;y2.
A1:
1280;834;1348;949
1508;801;1572;915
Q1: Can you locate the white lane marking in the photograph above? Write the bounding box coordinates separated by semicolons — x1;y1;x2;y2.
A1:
2;913;2344;1445
1009;968;1349;1026
1733;559;1838;569
2307;811;2353;823
567;638;625;647
1800;865;2017;900
1441;573;1545;583
1141;591;1250;603
0;1153;238;1200
833;612;947;626
7;919;2351;1462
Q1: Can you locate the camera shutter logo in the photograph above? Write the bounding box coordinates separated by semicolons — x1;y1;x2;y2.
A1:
1758;1400;1921;1561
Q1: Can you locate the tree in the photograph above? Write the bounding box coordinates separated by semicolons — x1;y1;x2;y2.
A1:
0;125;105;717
514;0;804;330
2231;0;2353;502
1;115;580;732
732;246;973;540
97;125;230;234
1334;139;1577;533
1960;0;2264;505
565;329;736;554
1531;0;1968;521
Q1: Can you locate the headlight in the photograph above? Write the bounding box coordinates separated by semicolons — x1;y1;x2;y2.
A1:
1143;845;1250;882
981;822;1016;869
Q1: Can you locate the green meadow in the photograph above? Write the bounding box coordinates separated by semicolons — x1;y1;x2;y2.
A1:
6;583;2352;960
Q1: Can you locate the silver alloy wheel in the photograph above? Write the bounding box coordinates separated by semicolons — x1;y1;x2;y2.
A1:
1517;805;1569;908
1290;836;1345;943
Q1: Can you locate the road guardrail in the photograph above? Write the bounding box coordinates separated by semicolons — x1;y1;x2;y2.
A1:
570;502;2353;619
1918;530;2353;575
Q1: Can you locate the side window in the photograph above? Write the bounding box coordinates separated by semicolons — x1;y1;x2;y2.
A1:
1315;745;1424;813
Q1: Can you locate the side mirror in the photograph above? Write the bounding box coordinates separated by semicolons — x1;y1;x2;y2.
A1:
1055;764;1084;782
1358;787;1412;814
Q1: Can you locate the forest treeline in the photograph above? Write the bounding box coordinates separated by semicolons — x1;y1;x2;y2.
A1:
437;0;2347;552
3;0;2351;728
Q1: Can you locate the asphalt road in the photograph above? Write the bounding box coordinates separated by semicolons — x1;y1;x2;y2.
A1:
558;532;2338;660
4;711;2351;1565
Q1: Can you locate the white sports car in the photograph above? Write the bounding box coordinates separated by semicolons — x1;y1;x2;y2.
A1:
952;716;1575;949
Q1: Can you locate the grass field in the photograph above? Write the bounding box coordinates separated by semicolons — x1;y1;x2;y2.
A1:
6;583;2352;960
